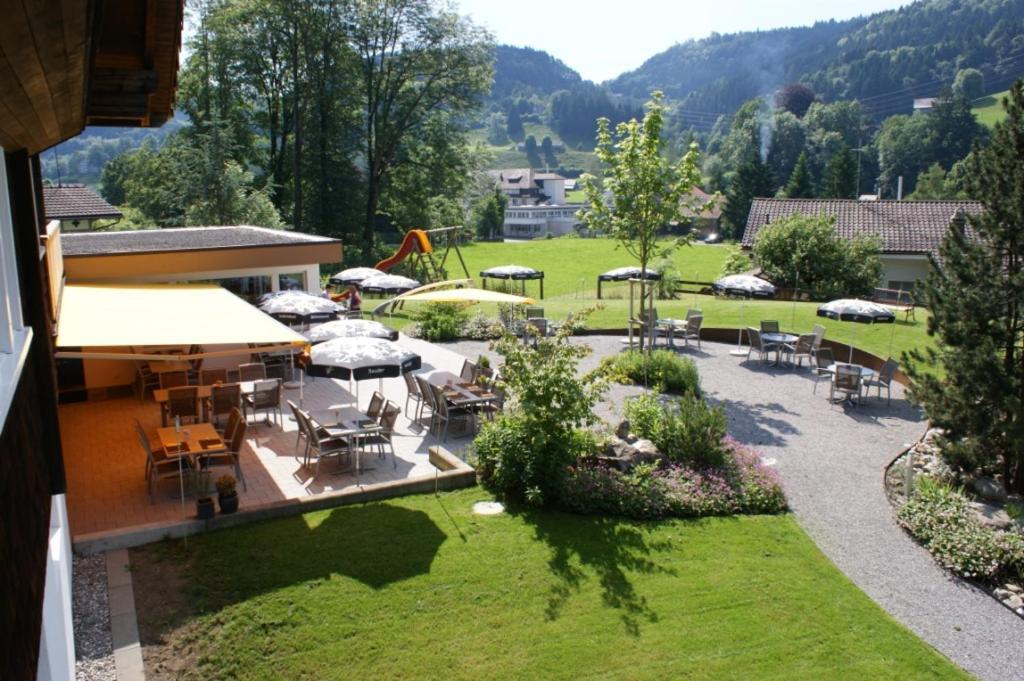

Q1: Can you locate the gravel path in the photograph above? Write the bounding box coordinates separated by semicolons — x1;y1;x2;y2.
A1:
447;336;1024;681
73;553;115;681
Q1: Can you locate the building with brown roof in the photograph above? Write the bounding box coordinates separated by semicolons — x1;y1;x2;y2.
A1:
42;184;123;231
741;197;983;289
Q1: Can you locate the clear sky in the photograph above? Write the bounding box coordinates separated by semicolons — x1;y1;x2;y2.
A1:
451;0;910;83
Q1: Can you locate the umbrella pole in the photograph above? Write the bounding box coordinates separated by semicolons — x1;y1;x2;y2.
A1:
729;297;748;357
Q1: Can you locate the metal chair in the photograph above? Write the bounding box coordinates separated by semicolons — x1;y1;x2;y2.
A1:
165;386;200;426
760;320;780;334
357;401;400;469
415;375;437;431
685;308;702;320
199;368;228;385
790;333;817;369
196;409;247;491
135;420;190;503
831;364;863;406
429;383;473;442
680;315;703;349
135;362;160;400
365;391;386;422
298;409;351;476
237;362;267;382
245;379;282;426
159;370;189;389
745;328;775;363
460;359;478;383
525;306;545;320
208;383;241;430
403;372;423;421
812;348;835;394
865;358;899;404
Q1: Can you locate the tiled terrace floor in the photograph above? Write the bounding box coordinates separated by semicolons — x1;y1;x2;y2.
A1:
62;336;476;540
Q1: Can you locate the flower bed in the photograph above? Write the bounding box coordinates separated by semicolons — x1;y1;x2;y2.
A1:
561;438;786;520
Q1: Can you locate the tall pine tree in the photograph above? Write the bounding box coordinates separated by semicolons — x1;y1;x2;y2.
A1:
783;151;814;198
904;81;1024;493
723;152;774;238
821;144;858;199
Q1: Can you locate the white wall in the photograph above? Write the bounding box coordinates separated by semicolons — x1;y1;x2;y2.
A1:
36;495;75;681
880;255;930;290
542;179;565;204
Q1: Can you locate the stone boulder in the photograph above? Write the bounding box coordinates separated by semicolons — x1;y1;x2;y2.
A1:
973;477;1008;503
615;419;631;439
969;501;1014;531
596;437;664;472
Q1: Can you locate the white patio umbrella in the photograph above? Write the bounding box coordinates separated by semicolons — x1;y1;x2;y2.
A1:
359;273;421;295
329;267;381;286
305;319;398;343
817;298;896;362
305;337;421;403
480;264;542;279
713;275;776;356
598;266;661;281
258;290;341;321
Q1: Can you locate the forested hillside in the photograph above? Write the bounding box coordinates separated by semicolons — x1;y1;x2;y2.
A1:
609;0;1024;125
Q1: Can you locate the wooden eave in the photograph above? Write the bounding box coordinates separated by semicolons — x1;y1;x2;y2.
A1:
0;0;184;156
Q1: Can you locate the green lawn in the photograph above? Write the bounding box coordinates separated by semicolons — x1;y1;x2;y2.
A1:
972;90;1008;128
381;238;934;361
131;489;967;680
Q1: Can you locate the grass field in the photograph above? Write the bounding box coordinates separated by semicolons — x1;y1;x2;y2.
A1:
468;121;599;173
373;237;935;362
131;489;968;680
972;90;1008;128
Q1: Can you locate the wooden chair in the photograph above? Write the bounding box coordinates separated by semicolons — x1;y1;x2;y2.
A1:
159;370;189;389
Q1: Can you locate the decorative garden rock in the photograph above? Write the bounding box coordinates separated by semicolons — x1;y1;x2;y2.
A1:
969;501;1014;530
972;477;1008;503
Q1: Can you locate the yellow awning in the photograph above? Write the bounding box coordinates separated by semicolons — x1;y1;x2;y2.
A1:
56;283;307;356
397;287;535;305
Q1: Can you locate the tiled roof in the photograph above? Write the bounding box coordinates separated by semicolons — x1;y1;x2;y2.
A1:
42;184;122;220
680;187;722;220
489;168;565;191
740;198;984;256
62;225;340;257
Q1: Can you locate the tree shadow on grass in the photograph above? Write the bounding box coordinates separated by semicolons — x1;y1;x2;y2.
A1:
132;503;448;644
514;508;677;637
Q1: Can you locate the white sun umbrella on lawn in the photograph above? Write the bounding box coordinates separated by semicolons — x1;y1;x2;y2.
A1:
305;319;398;343
713;275;777;356
305;336;422;404
359;273;421;295
817;298;896;362
329;267;381;286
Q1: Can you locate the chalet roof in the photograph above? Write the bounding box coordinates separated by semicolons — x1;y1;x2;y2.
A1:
62;225;340;257
741;198;983;257
490;168;565;191
43;185;122;221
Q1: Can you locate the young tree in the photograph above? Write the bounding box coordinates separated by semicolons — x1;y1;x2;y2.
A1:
580;91;703;346
821;143;858;199
472;188;507;239
722;152;774;238
782;151;814;198
908;163;949;200
350;0;493;260
904;81;1024;494
953;68;984;101
486;112;509;146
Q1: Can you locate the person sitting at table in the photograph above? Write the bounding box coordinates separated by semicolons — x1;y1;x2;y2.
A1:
333;283;362;312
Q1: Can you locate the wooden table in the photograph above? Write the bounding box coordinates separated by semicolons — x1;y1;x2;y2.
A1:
426;371;497;408
156;423;226;457
152;381;256;404
147;360;192;374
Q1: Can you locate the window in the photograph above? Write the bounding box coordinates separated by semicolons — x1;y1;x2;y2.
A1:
279;272;306;291
0;157;33;425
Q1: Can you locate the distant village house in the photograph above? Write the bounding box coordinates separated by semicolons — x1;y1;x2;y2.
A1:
42;183;122;231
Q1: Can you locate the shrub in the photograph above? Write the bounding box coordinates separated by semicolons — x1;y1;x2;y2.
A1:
625;392;728;467
460;312;505;340
897;478;1024;583
753;213;882;299
720;249;753;276
597;350;701;395
414;302;467;342
475;310;605;506
561;440;785;520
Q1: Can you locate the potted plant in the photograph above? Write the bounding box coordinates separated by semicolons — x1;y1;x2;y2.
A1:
196;494;215;520
216;474;239;514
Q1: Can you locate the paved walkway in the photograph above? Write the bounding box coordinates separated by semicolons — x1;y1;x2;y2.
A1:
448;336;1024;681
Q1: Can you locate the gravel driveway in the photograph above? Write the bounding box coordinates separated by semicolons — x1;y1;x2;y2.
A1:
447;335;1024;681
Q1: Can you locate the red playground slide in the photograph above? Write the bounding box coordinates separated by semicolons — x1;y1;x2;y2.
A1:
375;229;432;271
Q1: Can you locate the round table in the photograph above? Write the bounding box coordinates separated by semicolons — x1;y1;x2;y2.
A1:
825;363;875;378
762;332;798;365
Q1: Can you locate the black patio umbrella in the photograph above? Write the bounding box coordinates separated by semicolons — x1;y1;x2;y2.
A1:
817;298;896;362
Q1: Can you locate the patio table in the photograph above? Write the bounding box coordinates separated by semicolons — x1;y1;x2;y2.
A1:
155;423;227;499
153;381;257;426
824;363;876;379
147;360;192;374
425;370;498;408
762;332;799;366
319;407;382;474
655;318;687;348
